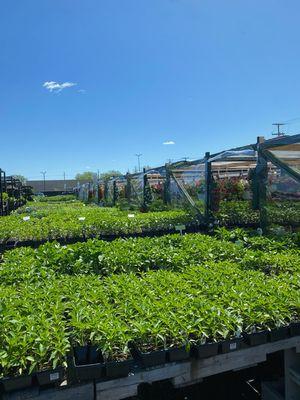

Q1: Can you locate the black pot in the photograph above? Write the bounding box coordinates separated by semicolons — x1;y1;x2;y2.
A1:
1;374;32;392
36;368;64;386
88;346;104;364
105;359;133;379
269;327;290;342
167;346;189;363
74;362;106;381
219;338;244;354
290;322;300;337
243;331;268;346
74;346;89;365
129;343;166;368
190;342;219;359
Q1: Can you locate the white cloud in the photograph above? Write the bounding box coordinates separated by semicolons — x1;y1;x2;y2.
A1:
163;140;175;145
43;81;77;93
78;89;86;94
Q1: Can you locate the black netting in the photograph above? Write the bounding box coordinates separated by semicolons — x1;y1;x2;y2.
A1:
265;164;300;227
170;161;205;213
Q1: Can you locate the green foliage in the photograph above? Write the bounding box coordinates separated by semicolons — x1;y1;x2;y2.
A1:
35;195;76;203
0;202;193;243
216;200;300;227
75;171;96;181
1;230;299;286
0;195;300;379
12;175;27;185
99;170;122;182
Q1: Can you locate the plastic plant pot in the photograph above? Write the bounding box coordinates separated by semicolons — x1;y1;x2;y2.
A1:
105;359;134;379
167;346;190;363
219;338;245;354
88;346;103;364
243;331;269;346
74;346;89;365
269;327;290;342
129;343;166;368
74;362;106;382
190;342;219;359
290;322;300;337
1;375;32;392
36;368;64;386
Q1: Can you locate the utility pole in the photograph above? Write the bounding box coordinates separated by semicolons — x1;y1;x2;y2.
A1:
272;123;285;137
63;172;66;192
135;154;142;172
40;171;46;193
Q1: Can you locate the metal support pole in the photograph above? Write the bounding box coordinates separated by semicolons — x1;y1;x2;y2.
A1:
142;168;147;209
204;152;212;223
0;169;3;216
255;137;268;231
163;164;171;205
125;173;132;203
113;180;117;206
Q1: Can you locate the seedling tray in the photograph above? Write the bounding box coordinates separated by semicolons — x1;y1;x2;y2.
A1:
219;338;245;354
243;331;268;346
269;327;290;342
191;342;219;359
290;322;300;337
167;346;190;362
129;343;166;368
36;368;64;386
105;359;134;379
0;374;32;392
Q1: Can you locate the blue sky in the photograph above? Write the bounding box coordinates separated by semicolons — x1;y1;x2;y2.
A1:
1;0;300;179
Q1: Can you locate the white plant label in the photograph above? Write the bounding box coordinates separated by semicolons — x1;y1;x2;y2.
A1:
175;224;186;235
50;372;59;381
229;343;237;350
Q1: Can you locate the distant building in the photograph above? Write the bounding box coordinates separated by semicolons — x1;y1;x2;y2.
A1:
27;179;90;195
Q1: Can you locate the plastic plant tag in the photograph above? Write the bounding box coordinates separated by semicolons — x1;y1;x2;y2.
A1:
128;214;135;218
175;225;186;235
78;217;86;221
49;372;60;381
23;216;30;221
229;342;237;351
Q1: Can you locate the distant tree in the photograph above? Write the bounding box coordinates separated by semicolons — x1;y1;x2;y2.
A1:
99;170;122;182
75;171;97;181
13;175;27;184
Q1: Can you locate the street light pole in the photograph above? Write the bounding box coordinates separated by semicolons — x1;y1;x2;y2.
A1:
40;171;46;193
135;154;142;172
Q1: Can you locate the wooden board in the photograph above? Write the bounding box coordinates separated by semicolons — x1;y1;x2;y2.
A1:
96;336;300;400
2;383;94;400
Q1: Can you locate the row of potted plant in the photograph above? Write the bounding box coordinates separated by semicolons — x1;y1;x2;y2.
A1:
1;229;298;285
0;202;194;244
3;321;300;393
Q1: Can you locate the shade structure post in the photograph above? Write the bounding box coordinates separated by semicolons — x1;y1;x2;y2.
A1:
0;169;3;216
112;180;117;206
125;173;132;203
163;164;171;205
104;180;109;204
204;152;212;223
255;136;268;231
